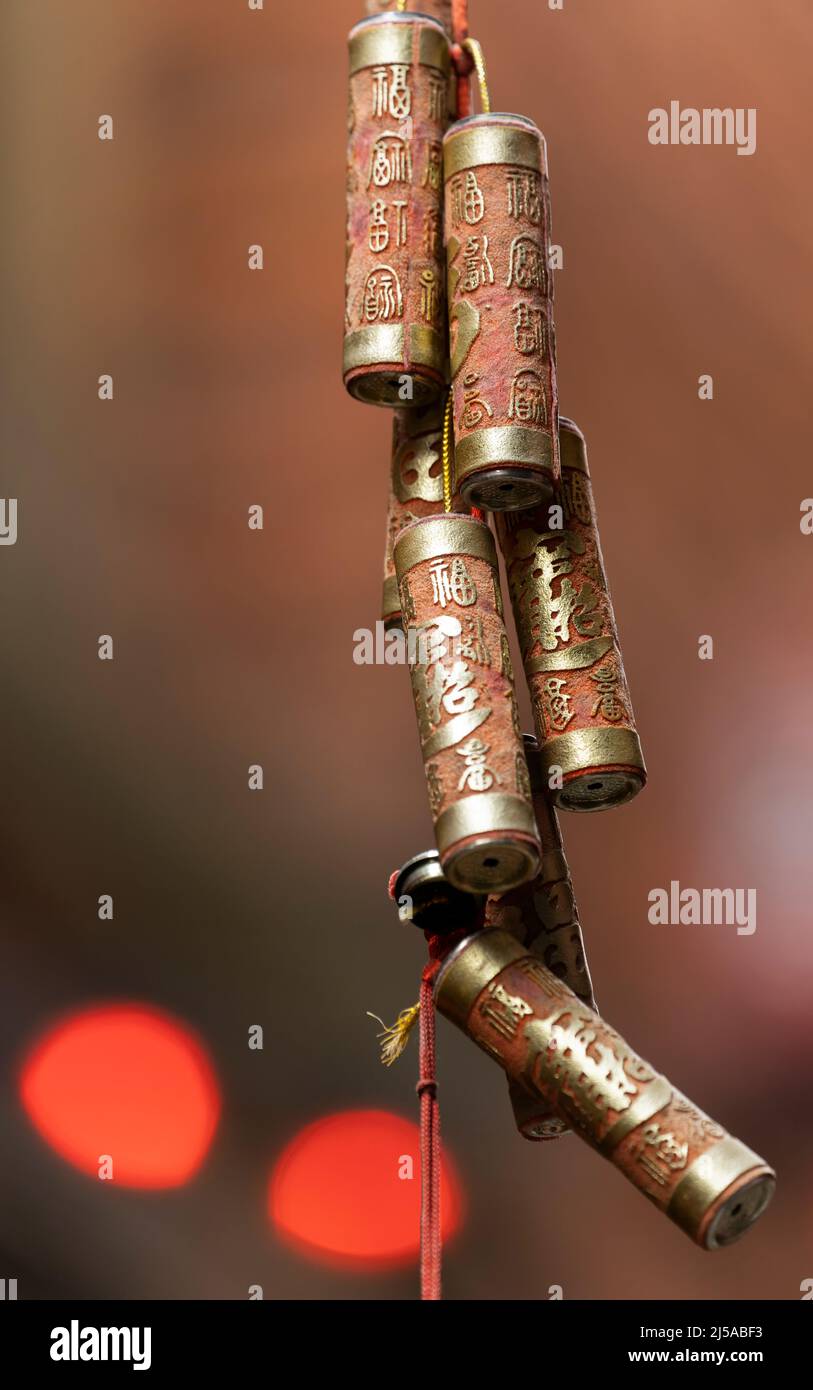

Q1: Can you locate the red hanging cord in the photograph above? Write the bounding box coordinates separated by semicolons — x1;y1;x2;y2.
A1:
417;957;442;1299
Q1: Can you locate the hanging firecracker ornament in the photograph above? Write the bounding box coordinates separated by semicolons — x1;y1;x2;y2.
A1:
496;416;646;811
486;733;596;1140
435;928;776;1249
349;0;775;1301
344;11;451;407
381;402;471;629
443;113;559;510
394;513;541;893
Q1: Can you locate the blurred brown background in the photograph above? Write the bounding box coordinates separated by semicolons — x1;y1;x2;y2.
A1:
1;0;811;1299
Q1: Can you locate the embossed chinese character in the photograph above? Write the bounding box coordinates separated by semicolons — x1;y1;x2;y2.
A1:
458;614;492;667
513;301;546;355
458;371;493;430
461;235;494;292
562;471;593;526
363;266;403;322
505;167;542;223
421;140;443;190
506;234;546;291
425;762;444;816
371;64;412;120
369;133;412;187
456;737;499;792
429;557;477;607
450;170;485;226
419;268;440;325
538;677;574;733
590;660;629;722
509;369;546;424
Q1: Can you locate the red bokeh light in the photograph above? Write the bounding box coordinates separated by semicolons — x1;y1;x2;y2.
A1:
269;1108;463;1267
19;1003;221;1188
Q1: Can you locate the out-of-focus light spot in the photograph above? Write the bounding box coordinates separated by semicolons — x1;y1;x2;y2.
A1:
19;1004;220;1188
269;1108;463;1267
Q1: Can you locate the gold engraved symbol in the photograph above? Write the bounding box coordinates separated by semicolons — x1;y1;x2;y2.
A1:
429;557;477;608
562;471;592;526
362;266;403;323
450;171;485;226
538;677;574;733
425;762;444;816
506;235;546;291
542;1009;639;1123
458;614;492;667
513;302;546;355
515;750;531;800
447;236;482;379
505;167;542;223
419;659;479;725
419;268;440;326
371;64;412;120
481;980;534;1040
428;72;447;122
461;235;494;292
459;371;493;430
369;133;412;188
511;530;602;652
589;660;629;723
509;369;546;425
456;737;499;792
423;209;442;259
421;141;443;190
368;200;389;253
637;1126;690;1187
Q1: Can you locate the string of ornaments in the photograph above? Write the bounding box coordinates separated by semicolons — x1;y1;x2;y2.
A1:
344;0;775;1300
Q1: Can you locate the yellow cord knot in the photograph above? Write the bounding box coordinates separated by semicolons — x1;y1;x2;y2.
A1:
368;1002;421;1066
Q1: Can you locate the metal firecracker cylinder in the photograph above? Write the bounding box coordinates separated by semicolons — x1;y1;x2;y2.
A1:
382;402;470;628
436;930;776;1249
394;513;541;894
443;113;559;511
496;416;646;811
487;734;596;1140
344;13;451;407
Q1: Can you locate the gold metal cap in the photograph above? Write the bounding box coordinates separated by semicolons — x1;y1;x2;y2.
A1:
542;728;646;811
437;792;541;894
348;13;450;77
444;113;545;177
394;512;496;575
666;1138;777;1250
434;928;527;1027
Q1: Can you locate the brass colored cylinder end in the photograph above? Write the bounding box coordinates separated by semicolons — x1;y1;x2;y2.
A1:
442;831;540;896
344;363;445;409
557;767;645;812
542;727;647;812
459;466;554;513
666;1140;777;1250
701;1169;776;1250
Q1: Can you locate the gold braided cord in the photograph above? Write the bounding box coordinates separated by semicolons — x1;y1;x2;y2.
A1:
461;37;491;113
442;390;454;512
